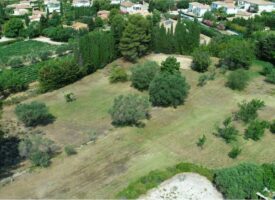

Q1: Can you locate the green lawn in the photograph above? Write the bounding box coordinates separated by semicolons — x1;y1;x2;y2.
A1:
0;57;274;198
0;40;58;64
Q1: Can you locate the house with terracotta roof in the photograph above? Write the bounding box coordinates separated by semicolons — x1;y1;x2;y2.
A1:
211;0;238;14
188;2;211;17
97;10;110;20
120;1;148;15
237;0;275;12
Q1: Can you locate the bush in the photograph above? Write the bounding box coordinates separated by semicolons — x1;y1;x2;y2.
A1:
7;56;24;68
226;69;249;90
214;163;264;199
109;66;128;83
219;39;255;70
15;101;55;127
228;146;242;159
30;151;51;167
266;70;275;84
64;92;76;102
4;18;24;38
192;49;211;72
0;70;28;96
64;145;77;156
215;117;238;143
160;56;180;74
270;120;275;134
109;94;150;126
262;163;275;190
19;134;57;167
38;51;52;61
197;74;208;87
43;27;75;42
39;57;82;92
245;120;269;141
197;135;206;149
235;99;265;123
149;72;190;107
131;61;159;91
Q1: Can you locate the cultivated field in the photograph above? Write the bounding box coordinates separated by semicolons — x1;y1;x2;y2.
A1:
0;40;58;64
0;55;274;198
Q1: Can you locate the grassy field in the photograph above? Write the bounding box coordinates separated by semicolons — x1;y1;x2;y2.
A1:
0;56;274;198
0;40;58;64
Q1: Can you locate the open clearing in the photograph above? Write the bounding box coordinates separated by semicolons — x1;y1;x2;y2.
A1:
0;56;274;198
139;173;223;200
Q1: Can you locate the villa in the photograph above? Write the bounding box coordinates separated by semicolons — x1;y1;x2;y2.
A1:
237;0;275;12
72;0;92;7
188;2;211;17
211;1;238;14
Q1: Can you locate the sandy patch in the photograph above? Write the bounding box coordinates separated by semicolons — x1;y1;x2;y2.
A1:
0;37;16;43
32;36;65;45
139;173;223;200
144;53;192;70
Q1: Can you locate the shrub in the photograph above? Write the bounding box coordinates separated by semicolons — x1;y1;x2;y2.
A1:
245;120;269;141
262;163;275;190
39;57;81;92
261;62;274;76
30;151;51;167
7;56;24;68
4;18;24;38
235;99;265;123
255;32;275;63
266;70;275;84
160;56;180;74
109;66;128;83
15;101;55;127
215;117;238;143
197;135;206;149
43;27;75;42
191;49;211;72
109;94;150;126
64;145;77;156
226;69;249;90
64;92;76;102
18;134;57;167
228;146;242;159
0;70;28;96
197;74;208;87
219;39;254;70
131;61;159;91
38;51;52;61
149;72;190;107
214;163;264;199
270;120;275;134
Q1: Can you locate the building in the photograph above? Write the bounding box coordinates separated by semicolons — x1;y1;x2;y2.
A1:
7;3;31;16
188;2;210;17
237;0;275;13
97;10;110;20
120;1;148;15
29;10;45;22
45;0;60;13
211;1;238;14
72;0;92;7
71;22;88;30
111;0;124;5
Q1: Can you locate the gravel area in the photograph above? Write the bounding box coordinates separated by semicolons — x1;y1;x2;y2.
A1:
139;173;223;200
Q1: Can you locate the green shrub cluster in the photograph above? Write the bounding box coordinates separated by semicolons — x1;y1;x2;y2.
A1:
245;120;269;141
226;69;249;90
64;145;77;156
214;117;239;143
191;49;211;72
15;101;55;127
109;94;150;126
235;99;265;123
109;66;128;83
131;61;159;91
18;134;58;167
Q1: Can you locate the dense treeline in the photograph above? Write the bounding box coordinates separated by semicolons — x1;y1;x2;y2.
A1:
75;31;115;73
152;19;200;54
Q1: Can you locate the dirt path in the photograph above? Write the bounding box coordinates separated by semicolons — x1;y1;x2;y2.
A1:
139;173;223;200
32;36;65;45
144;53;192;70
